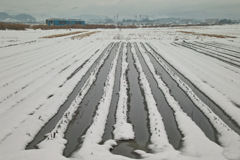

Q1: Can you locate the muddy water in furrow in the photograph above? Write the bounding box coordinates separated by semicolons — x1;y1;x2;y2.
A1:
188;42;240;59
25;43;114;150
134;43;182;149
196;41;240;54
63;43;120;157
146;43;240;136
101;43;123;142
174;42;240;68
142;43;217;143
111;43;150;159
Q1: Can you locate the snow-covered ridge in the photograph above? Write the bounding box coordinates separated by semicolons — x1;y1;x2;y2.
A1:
0;26;240;160
72;42;123;159
0;41;94;114
175;41;240;67
36;43;116;152
149;40;240;121
131;43;174;154
0;42;110;154
137;42;230;159
143;43;240;159
113;43;134;141
0;41;105;144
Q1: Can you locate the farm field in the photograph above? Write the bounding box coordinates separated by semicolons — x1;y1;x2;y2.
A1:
0;25;240;160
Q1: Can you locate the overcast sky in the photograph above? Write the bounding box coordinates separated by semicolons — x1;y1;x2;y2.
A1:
1;0;240;19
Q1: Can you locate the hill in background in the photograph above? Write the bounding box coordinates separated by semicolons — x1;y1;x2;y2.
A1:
0;12;36;23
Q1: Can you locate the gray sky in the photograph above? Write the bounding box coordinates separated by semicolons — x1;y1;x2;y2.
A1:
1;0;240;19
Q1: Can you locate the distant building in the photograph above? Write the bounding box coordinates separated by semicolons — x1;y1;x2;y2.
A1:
180;19;198;24
219;19;232;24
205;19;219;24
46;18;85;26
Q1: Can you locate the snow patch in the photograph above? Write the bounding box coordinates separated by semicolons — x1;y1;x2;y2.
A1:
113;43;134;141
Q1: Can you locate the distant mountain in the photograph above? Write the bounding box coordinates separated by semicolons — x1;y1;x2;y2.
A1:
0;12;36;22
14;14;36;22
0;12;9;20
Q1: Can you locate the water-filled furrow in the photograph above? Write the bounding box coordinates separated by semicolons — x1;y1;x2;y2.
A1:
142;43;218;143
174;42;240;68
145;42;240;136
62;43;120;157
184;41;240;60
101;43;123;142
134;43;183;149
25;42;115;150
111;43;151;159
197;41;240;54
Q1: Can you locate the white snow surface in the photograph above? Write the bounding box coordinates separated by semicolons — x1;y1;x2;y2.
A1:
37;42;115;152
137;43;229;160
143;43;240;159
0;25;240;160
113;43;134;141
148;41;240;126
71;42;122;160
131;44;174;153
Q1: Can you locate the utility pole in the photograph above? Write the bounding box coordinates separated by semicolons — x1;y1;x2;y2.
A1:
116;15;119;26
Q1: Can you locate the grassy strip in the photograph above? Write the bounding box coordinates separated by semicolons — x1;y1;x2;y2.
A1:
0;22;30;30
41;31;86;38
1;22;237;31
71;31;100;40
31;24;117;30
178;31;236;38
0;23;122;30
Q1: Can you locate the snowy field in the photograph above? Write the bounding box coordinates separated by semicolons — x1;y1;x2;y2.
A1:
0;24;240;160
